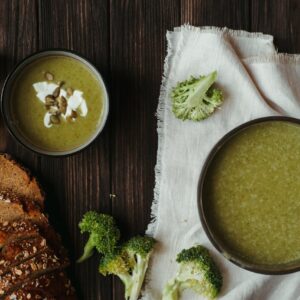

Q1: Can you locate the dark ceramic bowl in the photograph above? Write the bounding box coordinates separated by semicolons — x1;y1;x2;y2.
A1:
198;116;300;274
1;49;109;156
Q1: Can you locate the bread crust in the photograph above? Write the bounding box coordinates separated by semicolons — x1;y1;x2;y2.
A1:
0;220;39;248
0;154;75;298
0;154;44;206
0;236;47;276
0;192;46;225
5;271;77;300
0;248;69;297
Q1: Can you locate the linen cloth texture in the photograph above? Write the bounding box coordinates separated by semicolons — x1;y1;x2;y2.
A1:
142;25;300;300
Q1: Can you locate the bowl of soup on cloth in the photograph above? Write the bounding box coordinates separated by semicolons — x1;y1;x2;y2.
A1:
198;117;300;274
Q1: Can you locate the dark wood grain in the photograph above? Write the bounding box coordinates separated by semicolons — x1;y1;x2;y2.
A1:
109;0;180;237
109;0;180;297
0;0;300;299
181;0;250;29
251;0;300;52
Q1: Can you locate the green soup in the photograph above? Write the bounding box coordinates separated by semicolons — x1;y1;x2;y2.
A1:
204;121;300;265
10;55;104;152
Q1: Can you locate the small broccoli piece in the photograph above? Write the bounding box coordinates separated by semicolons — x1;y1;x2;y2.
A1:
162;245;222;300
99;235;156;300
171;71;223;121
77;211;120;263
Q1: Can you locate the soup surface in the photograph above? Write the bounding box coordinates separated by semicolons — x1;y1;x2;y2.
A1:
10;55;104;152
204;121;300;265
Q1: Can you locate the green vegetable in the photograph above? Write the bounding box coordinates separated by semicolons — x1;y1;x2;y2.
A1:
162;245;222;300
77;211;120;263
99;235;156;300
171;71;223;121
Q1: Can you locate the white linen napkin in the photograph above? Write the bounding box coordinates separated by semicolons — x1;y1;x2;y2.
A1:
142;25;300;300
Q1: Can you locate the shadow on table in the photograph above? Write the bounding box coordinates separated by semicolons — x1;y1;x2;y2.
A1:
0;55;13;151
0;54;13;87
39;171;83;297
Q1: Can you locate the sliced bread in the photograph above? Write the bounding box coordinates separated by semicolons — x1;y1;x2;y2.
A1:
5;288;55;300
0;192;46;225
0;154;44;206
0;248;69;297
6;271;77;300
0;154;75;298
0;235;47;276
0;220;67;264
0;220;39;248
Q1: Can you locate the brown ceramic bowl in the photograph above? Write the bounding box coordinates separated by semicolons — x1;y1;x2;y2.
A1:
198;116;300;274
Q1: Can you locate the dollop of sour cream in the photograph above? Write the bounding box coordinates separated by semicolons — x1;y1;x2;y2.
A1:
33;82;88;128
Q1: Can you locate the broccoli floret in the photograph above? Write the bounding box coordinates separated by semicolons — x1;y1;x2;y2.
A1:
171;71;223;121
162;245;222;300
77;211;120;263
99;235;156;300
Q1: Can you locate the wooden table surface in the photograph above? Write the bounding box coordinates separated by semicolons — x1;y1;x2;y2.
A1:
0;1;299;299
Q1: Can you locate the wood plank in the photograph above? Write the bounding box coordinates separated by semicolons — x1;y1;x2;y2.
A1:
0;0;39;168
109;0;180;298
181;0;250;29
38;1;111;299
251;0;300;52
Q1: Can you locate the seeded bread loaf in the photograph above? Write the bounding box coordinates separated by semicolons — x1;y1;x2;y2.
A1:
0;236;47;276
0;202;25;225
6;271;77;300
0;154;44;206
0;192;46;225
5;289;54;300
0;220;39;248
0;248;69;297
0;220;67;264
0;154;76;299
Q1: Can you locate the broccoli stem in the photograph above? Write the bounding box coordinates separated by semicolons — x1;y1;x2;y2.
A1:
118;274;133;300
187;71;217;108
162;278;180;300
77;235;96;263
128;254;150;300
118;254;151;300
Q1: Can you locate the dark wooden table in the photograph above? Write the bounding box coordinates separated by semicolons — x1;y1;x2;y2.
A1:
0;1;299;299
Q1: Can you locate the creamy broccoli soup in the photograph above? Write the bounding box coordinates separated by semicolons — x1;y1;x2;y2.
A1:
204;121;300;265
10;55;104;152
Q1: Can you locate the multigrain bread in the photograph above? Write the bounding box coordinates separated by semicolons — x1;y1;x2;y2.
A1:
5;288;54;300
0;220;39;248
0;235;47;276
0;248;69;297
0;192;46;225
6;271;77;300
0;219;67;264
0;154;44;206
0;154;75;299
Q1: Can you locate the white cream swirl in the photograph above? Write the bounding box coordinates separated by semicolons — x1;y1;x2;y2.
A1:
33;82;88;128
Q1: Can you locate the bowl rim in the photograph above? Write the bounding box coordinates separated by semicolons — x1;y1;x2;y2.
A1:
198;116;300;275
1;48;109;157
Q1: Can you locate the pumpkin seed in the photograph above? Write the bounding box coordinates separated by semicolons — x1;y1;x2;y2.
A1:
45;95;56;107
71;110;78;119
58;96;67;114
49;106;59;115
50;115;60;124
53;87;60;98
44;72;54;81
